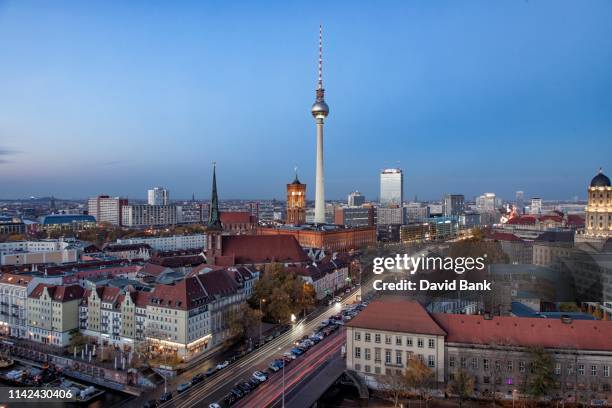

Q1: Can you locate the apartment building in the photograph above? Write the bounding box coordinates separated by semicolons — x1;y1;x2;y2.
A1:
121;204;178;228
27;284;84;347
0;240;79;266
116;234;206;252
286;258;349;300
87;195;127;226
346;299;612;401
0;274;33;338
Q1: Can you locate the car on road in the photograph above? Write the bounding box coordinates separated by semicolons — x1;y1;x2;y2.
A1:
230;387;244;398
159;391;173;402
333;296;342;303
205;367;217;376
345;288;351;294
237;382;252;394
216;360;229;370
319;319;330;327
290;347;304;356
252;371;268;382
268;359;284;372
177;382;192;393
248;377;261;388
144;400;158;408
191;373;205;384
209;403;222;408
223;393;237;406
283;351;296;360
282;355;293;364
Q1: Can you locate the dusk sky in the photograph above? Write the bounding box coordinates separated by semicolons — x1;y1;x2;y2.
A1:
0;1;611;201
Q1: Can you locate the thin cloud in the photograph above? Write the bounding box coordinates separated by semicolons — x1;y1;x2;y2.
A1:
0;148;20;164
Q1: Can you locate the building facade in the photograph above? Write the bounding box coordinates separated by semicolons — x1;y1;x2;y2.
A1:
286;174;307;226
87;196;127;226
380;169;404;207
148;187;169;206
585;169;611;239
121;204;178;228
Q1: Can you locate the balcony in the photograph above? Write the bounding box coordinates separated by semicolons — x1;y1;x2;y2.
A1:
385;361;404;368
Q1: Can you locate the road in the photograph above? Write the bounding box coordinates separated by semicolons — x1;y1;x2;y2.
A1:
234;328;346;408
158;285;368;408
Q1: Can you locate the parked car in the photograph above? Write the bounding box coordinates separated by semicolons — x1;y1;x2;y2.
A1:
282;355;293;364
144;400;158;408
237;382;252;394
283;351;296;360
345;288;351;294
252;371;268;382
216;360;229;370
290;347;304;356
319;319;330;327
159;392;173;402
230;387;244;398
333;296;342;303
209;403;222;408
177;382;192;393
223;393;237;406
248;377;261;388
205;367;217;376
191;373;205;384
268;359;284;372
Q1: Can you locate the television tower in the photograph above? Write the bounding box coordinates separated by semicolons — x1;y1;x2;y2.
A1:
311;25;329;224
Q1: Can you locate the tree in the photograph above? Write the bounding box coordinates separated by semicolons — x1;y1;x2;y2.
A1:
522;347;555;401
228;304;263;342
378;370;409;407
405;357;435;405
447;369;474;408
249;263;316;323
559;302;580;312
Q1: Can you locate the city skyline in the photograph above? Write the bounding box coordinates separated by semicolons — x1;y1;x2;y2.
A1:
1;1;611;200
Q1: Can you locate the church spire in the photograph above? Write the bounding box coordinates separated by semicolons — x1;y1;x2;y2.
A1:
207;162;222;231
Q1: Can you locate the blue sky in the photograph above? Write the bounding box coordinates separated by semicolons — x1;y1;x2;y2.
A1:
0;0;610;201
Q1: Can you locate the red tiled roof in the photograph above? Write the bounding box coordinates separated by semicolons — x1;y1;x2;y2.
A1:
0;273;33;286
432;313;612;352
132;290;151;308
198;269;238;297
566;214;585;226
346;299;446;336
221;235;308;264
139;262;171;277
149;276;208;310
220;212;255;224
539;215;563;223
29;283;84;302
486;232;523;242
506;216;537;225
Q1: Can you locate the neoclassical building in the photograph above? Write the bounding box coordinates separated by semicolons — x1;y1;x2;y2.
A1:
585;169;611;239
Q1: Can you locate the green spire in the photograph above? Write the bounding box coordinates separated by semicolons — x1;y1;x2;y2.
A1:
207;162;222;231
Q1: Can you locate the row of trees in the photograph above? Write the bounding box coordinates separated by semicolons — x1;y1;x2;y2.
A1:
379;347;557;408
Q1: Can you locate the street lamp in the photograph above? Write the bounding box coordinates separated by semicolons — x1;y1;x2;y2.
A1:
259;299;266;345
278;346;285;408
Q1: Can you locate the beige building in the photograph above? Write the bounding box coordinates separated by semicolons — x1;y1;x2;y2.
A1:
0;240;79;266
346;299;612;402
584;169;612;239
27;284;84;347
346;299;446;387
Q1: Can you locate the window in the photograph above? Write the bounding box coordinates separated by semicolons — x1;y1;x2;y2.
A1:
471;357;478;369
365;333;371;342
567;364;573;375
407;337;413;346
385;350;392;364
375;366;381;374
354;331;361;341
417;338;424;348
461;357;467;368
385;335;391;345
495;360;501;371
396;350;402;365
555;363;561;375
428;339;435;349
591;365;597;376
365;348;371;361
365;365;371;373
604;366;609;377
355;363;361;371
449;356;455;368
578;364;585;376
375;333;381;343
483;376;490;384
355;347;361;359
428;355;435;368
375;348;381;363
483;359;489;371
519;361;525;373
396;336;402;346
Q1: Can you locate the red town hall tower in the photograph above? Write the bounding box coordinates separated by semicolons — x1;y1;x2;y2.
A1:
286;170;306;226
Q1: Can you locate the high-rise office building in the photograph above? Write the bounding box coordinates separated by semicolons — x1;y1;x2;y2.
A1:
443;194;465;217
476;193;500;213
311;26;330;224
148;187;169;206
348;191;365;207
515;191;524;213
380;168;404;207
87;195;127;226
